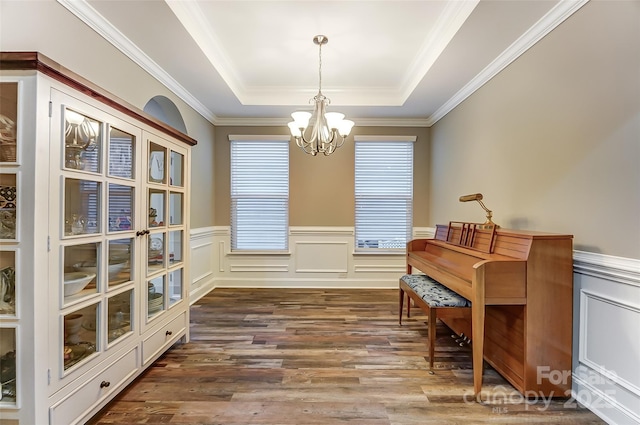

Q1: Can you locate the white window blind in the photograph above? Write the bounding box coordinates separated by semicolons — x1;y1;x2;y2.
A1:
355;138;413;250
230;138;289;251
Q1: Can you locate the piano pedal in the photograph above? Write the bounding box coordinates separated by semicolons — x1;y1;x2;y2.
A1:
453;333;471;346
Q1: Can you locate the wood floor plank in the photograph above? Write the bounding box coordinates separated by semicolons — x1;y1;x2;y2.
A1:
88;288;605;425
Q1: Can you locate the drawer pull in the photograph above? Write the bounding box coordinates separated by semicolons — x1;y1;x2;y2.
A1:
165;330;173;336
99;380;110;388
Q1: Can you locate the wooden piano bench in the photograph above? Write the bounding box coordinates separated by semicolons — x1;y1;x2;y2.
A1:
399;274;471;370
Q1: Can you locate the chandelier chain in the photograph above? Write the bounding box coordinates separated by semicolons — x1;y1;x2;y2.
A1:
318;41;322;95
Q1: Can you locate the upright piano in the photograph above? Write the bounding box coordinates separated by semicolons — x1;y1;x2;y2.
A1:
406;222;573;399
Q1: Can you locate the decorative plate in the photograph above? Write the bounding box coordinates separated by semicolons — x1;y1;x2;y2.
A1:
0;186;16;209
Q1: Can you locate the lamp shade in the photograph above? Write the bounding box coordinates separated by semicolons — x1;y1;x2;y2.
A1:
291;111;312;129
337;119;355;137
287;122;302;137
324;112;345;130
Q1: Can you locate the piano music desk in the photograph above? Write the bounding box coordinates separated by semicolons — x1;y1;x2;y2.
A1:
407;224;573;401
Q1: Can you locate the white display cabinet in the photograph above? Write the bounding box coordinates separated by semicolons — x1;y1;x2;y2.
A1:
0;52;193;425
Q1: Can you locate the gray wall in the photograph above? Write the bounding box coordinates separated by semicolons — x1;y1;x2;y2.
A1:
0;0;216;229
429;0;640;258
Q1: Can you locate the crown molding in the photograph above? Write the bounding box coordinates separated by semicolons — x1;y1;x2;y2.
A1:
212;116;431;128
56;0;218;124
426;0;589;126
57;0;588;129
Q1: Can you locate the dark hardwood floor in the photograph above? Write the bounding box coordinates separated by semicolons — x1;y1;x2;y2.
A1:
88;288;604;424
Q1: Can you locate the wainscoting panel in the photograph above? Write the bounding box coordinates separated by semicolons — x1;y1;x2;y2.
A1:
193;226;434;289
188;227;216;304
295;242;349;273
573;252;640;425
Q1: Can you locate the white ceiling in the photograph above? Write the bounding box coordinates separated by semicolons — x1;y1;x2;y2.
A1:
62;0;587;127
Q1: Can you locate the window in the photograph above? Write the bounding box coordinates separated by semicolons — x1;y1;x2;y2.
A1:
355;136;414;250
230;136;289;251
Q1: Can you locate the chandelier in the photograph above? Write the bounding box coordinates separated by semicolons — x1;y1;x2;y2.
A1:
288;35;354;156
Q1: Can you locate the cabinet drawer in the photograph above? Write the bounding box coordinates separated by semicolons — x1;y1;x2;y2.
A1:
142;311;187;365
50;346;139;425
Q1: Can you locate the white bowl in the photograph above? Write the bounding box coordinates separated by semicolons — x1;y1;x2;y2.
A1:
64;272;96;296
73;261;127;279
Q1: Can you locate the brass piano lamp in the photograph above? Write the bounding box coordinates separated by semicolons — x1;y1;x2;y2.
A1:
459;193;499;229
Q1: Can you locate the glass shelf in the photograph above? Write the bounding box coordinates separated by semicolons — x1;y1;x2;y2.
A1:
0;327;16;404
148;143;166;184
63;304;98;371
147;275;165;318
64;178;101;237
0;250;15;316
107;238;133;288
169;151;183;187
168;268;183;307
108;127;135;180
107;290;132;344
0;82;18;164
63;243;99;302
64;109;102;173
168;230;183;267
0;174;17;240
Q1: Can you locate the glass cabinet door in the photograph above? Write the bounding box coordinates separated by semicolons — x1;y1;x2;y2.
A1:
1;81;19;408
50;92;142;387
144;139;187;323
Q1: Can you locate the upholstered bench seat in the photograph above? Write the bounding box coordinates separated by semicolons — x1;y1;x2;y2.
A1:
400;274;471;307
399;274;471;369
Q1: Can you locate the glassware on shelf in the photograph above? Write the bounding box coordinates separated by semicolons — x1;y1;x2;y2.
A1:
0;328;16;402
64;109;101;172
107;290;132;343
148;143;165;183
147;275;164;318
107;183;134;232
0;175;17;240
148;190;165;227
64;243;99;300
64;178;100;236
63;304;98;370
107;239;132;287
148;234;164;274
0;266;15;315
70;214;85;235
108;127;135;180
0;83;18;164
